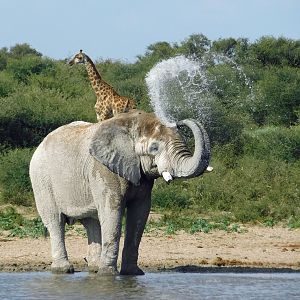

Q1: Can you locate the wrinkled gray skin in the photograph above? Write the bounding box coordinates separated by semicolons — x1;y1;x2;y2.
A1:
29;110;211;275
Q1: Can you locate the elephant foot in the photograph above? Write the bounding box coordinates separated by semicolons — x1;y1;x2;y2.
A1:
51;261;74;274
84;257;101;273
88;265;99;273
120;265;145;276
97;266;119;276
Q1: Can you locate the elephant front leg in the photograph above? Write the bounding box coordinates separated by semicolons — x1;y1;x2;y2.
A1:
120;192;152;275
98;199;123;276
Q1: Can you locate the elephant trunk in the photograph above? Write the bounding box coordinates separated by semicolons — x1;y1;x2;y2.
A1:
173;119;211;178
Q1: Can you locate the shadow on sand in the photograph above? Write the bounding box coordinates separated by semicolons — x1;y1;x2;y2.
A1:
162;265;300;274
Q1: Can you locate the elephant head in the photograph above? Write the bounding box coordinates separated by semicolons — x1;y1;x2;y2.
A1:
89;110;211;185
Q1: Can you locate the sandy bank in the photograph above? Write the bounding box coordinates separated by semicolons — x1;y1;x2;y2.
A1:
0;226;299;272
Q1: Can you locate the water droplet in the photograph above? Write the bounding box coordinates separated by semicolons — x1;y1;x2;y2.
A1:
145;54;255;125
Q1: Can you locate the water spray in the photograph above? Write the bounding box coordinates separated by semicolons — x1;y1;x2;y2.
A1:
145;54;255;126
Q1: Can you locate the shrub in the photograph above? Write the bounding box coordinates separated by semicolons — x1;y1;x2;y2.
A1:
195;156;300;222
0;148;34;205
208;105;244;146
30;61;91;99
0;72;17;97
152;179;192;209
0;86;95;147
242;125;300;162
251;66;300;126
6;55;55;83
152;156;300;223
0;207;44;238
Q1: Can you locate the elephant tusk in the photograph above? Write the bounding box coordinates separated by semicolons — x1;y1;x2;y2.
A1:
205;165;214;172
162;171;173;183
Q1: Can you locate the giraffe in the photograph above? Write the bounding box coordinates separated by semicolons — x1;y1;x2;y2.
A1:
69;50;136;122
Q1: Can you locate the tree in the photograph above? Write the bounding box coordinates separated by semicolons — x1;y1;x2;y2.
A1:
211;38;237;57
251;36;300;67
178;34;211;58
251;66;300;126
9;43;42;58
0;47;9;71
144;42;176;60
6;56;54;83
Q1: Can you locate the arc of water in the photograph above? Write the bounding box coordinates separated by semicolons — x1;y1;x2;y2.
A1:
145;54;255;126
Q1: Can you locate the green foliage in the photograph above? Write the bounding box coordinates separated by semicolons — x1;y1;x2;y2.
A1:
0;207;44;238
6;56;55;83
0;63;96;147
152;179;191;209
251;36;300;67
263;218;276;228
146;212;244;234
0;72;17;97
0;37;299;226
211;37;238;58
0;77;95;148
9;43;42;58
202;157;300;222
251;66;300;125
0;207;23;230
0;43;42;71
0;148;34;206
152;156;300;223
137;42;176;69
287;216;300;229
243;125;300;162
208;105;244;146
178;34;211;58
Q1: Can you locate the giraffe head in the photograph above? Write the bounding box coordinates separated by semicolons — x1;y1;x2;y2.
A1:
69;50;88;66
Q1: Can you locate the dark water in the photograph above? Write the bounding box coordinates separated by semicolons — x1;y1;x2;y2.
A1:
0;271;300;299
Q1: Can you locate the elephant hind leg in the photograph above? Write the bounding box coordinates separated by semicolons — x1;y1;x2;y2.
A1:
81;218;102;273
32;177;73;273
46;213;74;274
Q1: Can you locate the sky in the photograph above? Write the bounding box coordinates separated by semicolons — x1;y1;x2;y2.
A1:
1;0;299;62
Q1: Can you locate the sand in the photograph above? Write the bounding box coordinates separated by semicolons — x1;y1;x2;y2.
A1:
0;225;299;272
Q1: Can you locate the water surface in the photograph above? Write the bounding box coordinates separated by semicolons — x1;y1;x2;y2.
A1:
0;271;300;299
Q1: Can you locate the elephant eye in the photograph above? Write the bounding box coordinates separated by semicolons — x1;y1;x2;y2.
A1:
149;142;159;155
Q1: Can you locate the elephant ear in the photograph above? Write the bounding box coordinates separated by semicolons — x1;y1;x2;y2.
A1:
89;121;141;185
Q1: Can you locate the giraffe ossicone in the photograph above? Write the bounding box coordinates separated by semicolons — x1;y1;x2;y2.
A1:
69;50;136;122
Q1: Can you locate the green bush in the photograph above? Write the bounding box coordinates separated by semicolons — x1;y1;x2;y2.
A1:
0;86;95;147
0;38;299;224
242;125;300;162
208;105;245;146
30;61;91;98
251;66;300;126
146;211;243;234
152;156;300;223
152;179;191;209
0;207;44;238
195;156;300;222
251;36;300;67
0;72;17;97
0;148;34;205
6;55;55;83
0;207;23;230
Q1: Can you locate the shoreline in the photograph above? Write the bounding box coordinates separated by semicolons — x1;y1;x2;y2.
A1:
1;225;300;272
1;263;300;273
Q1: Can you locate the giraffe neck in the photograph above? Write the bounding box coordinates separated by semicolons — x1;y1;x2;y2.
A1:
84;56;105;92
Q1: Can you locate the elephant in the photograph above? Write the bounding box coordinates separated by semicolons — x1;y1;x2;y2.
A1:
29;109;211;275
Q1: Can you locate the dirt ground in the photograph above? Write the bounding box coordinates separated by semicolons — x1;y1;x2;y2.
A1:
0;225;300;272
